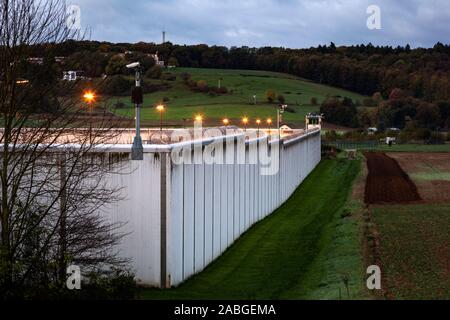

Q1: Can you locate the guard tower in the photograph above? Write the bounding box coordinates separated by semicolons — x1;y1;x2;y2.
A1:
306;113;323;130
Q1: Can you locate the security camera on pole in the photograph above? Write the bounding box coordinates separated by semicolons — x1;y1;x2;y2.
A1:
277;104;287;135
127;62;144;160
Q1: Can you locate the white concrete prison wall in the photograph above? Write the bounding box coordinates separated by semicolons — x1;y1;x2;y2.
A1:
102;130;321;287
166;130;321;287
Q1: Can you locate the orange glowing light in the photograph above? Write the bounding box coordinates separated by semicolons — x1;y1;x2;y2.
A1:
156;105;165;112
83;91;96;103
242;117;249;125
267;118;273;125
223;118;230;125
256;119;261;125
195;115;203;122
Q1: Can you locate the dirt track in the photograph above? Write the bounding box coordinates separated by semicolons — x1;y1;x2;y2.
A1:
365;152;422;204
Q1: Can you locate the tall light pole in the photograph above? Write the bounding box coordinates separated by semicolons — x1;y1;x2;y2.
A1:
267;118;273;135
195;115;203;126
242;117;249;132
256;119;261;135
127;62;143;160
156;105;165;132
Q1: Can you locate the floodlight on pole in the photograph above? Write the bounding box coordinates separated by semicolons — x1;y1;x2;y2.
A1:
156;105;165;132
83;91;95;103
194;115;203;124
127;61;143;160
242;117;249;131
267;118;273;135
256;119;261;134
83;90;96;112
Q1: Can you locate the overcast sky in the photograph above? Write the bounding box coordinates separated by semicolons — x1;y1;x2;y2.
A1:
72;0;450;48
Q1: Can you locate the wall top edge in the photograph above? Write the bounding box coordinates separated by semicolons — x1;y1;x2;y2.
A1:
0;129;320;154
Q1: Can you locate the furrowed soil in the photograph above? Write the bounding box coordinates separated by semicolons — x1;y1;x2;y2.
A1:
388;152;450;203
365;152;450;299
364;152;421;204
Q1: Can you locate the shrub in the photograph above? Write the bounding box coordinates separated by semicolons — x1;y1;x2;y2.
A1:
324;130;339;141
278;95;286;104
167;57;179;68
284;106;296;113
197;80;208;92
311;97;318;106
363;97;376;107
3;270;138;300
105;55;126;75
180;72;191;83
217;86;228;94
372;92;384;104
187;79;197;88
100;75;133;96
413;128;432;141
389;88;406;101
266;89;276;103
146;66;163;79
320;97;359;128
161;73;176;81
114;102;126;109
427;132;445;145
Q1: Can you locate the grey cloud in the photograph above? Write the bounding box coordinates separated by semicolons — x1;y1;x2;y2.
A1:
72;0;449;47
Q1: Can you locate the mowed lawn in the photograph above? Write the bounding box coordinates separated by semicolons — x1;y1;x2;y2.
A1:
141;159;367;300
373;204;450;300
113;68;367;127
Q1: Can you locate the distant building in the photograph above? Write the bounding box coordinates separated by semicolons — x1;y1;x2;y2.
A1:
149;52;165;67
367;127;378;134
63;71;84;81
55;56;67;64
27;57;44;65
280;125;294;134
305;113;323;130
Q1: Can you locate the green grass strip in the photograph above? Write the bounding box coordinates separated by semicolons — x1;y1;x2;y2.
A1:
141;158;362;300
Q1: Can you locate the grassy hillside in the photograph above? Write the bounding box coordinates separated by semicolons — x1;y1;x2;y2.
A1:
140;158;367;300
112;68;367;128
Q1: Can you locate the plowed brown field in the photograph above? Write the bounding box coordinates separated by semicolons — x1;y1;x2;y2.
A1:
364;152;421;204
388;152;450;203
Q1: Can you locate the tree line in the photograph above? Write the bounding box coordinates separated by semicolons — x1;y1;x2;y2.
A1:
30;40;450;101
25;40;450;130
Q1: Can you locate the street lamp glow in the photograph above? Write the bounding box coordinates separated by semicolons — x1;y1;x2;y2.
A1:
223;118;229;126
256;119;261;134
242;117;249;131
267;118;273;135
16;79;30;85
156;105;165;132
83;91;96;103
195;115;203;122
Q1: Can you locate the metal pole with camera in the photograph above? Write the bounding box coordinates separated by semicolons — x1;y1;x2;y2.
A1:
277;104;286;137
128;62;144;160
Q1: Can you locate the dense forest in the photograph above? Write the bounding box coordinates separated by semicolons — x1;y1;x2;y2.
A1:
28;40;450;130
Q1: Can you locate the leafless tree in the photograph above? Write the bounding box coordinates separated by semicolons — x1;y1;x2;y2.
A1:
0;0;130;296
